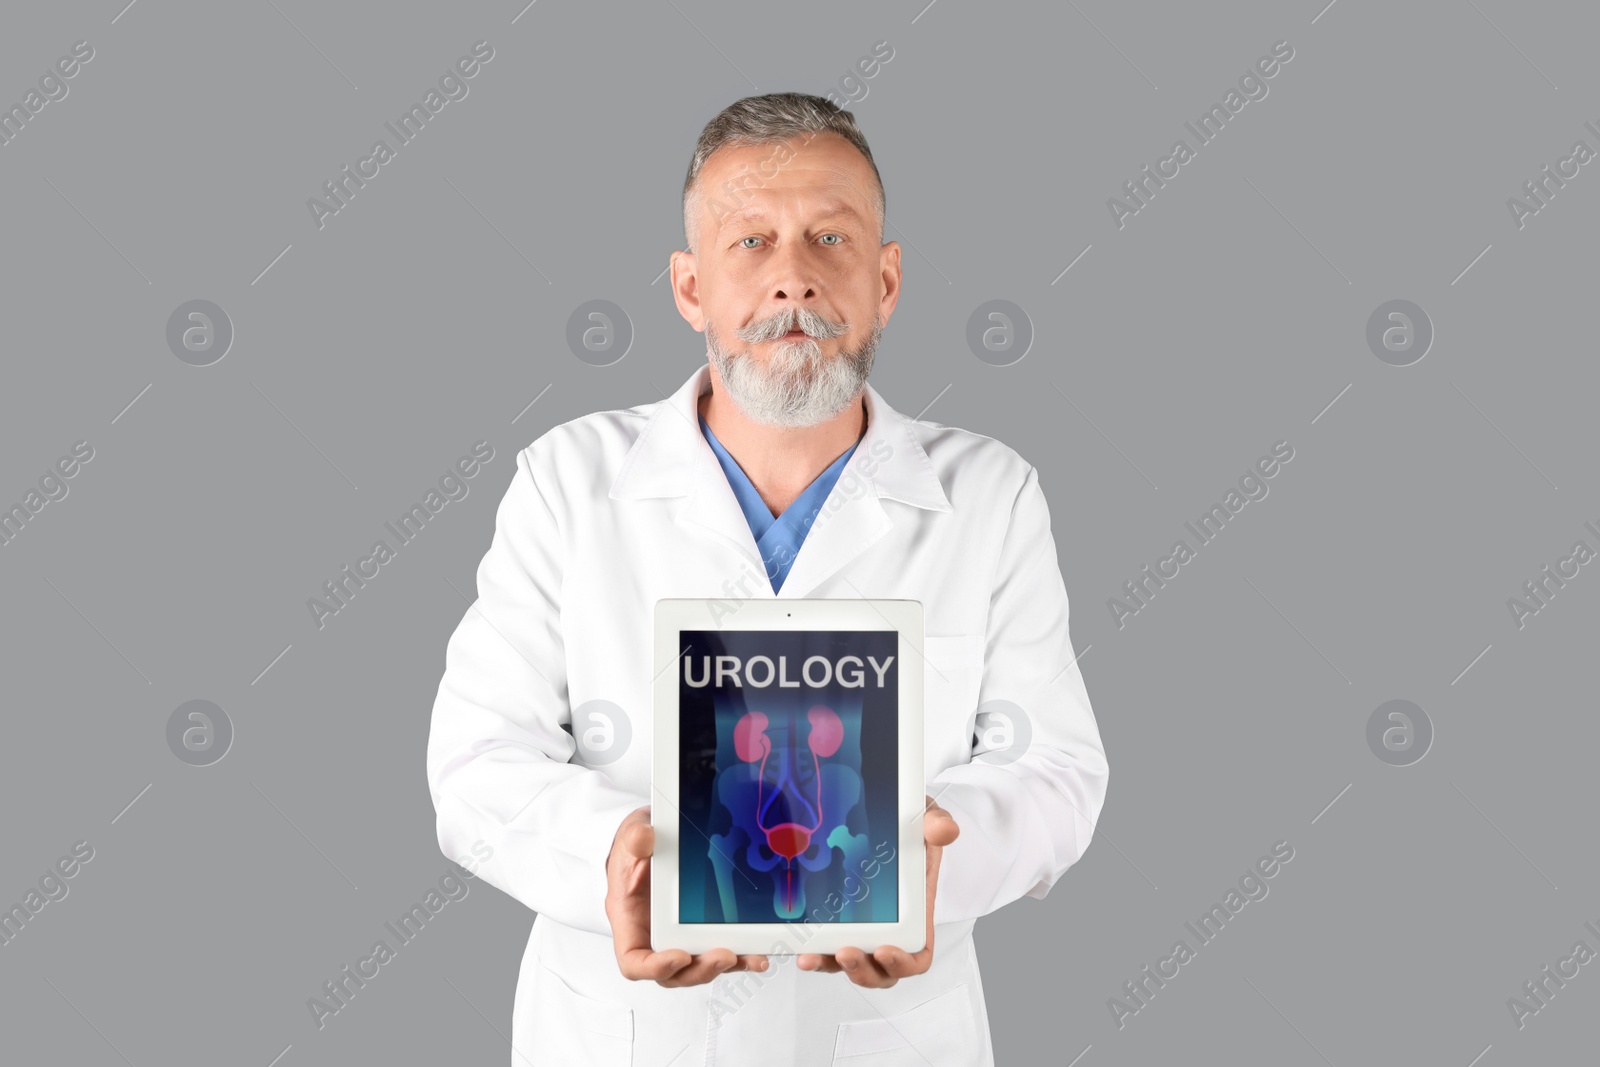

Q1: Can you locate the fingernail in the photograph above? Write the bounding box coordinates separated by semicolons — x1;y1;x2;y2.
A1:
843;957;858;971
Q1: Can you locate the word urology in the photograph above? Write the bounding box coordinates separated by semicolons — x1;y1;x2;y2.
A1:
684;655;895;690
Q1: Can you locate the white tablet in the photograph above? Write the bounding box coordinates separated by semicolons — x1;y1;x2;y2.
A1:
651;598;926;956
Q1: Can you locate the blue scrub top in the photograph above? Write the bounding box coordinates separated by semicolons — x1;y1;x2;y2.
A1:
698;413;861;593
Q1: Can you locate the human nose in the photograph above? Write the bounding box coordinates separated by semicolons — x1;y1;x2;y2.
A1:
766;239;823;305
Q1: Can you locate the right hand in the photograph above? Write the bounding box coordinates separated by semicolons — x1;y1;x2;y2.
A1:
605;804;771;986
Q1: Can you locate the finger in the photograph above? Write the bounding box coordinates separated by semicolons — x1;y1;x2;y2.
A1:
915;850;940;976
657;949;739;988
872;943;930;980
608;806;651;860
617;947;692;983
606;859;657;965
619;817;656;860
923;800;960;847
733;954;772;974
611;851;650;897
839;946;895;987
797;952;843;973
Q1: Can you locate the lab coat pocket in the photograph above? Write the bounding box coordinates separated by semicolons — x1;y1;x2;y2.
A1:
829;982;981;1065
922;634;984;765
523;959;634;1066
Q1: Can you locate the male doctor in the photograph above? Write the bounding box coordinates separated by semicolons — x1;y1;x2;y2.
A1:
426;92;1108;1065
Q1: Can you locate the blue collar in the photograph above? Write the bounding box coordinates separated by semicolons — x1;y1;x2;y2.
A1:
698;412;861;591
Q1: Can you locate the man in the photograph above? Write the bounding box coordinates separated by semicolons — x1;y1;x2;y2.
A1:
426;92;1108;1065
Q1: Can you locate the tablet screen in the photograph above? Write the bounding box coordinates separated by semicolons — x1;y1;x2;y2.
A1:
676;628;901;925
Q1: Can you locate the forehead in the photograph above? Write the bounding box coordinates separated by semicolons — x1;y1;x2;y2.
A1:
697;132;877;225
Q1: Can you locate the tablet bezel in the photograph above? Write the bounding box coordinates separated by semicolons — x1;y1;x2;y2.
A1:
650;597;926;956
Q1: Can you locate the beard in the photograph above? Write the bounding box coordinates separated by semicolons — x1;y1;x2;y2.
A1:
706;305;882;428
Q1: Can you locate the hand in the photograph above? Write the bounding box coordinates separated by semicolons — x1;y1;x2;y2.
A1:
605;804;771;986
796;795;960;988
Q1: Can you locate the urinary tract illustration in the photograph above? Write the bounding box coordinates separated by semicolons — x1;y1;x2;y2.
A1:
707;702;878;921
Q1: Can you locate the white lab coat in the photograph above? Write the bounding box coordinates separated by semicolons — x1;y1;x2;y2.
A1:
426;363;1108;1066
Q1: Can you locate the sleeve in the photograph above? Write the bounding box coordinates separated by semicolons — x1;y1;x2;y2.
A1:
928;464;1110;925
425;446;648;937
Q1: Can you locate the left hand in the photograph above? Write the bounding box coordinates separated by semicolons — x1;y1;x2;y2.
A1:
796;795;960;988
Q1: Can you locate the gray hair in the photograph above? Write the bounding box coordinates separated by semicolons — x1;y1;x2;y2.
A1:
681;92;885;254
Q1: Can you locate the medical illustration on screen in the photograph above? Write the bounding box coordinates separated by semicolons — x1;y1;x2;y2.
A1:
677;629;900;925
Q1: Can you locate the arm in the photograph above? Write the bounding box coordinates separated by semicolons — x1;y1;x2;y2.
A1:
929;464;1110;925
426;446;647;937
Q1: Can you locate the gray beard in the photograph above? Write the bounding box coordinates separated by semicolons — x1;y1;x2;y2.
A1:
706;318;882;428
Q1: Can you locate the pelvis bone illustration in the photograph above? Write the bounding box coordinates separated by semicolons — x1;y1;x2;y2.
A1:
707;703;874;921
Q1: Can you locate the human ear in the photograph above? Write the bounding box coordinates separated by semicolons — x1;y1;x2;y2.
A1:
670;249;706;331
877;241;903;327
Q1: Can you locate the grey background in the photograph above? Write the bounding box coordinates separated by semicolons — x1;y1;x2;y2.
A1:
1;0;1595;1064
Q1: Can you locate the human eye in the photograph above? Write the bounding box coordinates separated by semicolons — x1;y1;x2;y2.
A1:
818;233;843;245
739;235;764;249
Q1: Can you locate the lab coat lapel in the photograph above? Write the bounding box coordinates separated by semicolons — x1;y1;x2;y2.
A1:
607;366;768;580
609;364;951;599
779;377;952;598
774;476;891;599
679;444;772;581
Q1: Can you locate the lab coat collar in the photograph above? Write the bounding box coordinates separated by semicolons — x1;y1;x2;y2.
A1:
610;362;951;597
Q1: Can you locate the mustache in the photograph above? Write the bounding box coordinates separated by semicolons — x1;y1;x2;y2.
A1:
736;307;852;343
